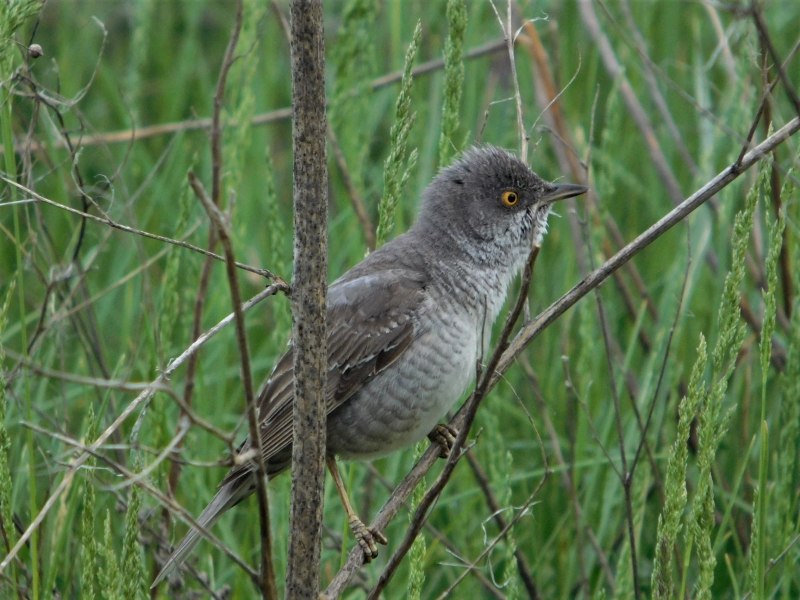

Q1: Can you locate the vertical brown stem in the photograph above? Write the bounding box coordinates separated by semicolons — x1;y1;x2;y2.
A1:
286;1;329;599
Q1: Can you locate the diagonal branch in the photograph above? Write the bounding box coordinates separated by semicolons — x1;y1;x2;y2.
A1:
364;245;543;598
494;116;799;381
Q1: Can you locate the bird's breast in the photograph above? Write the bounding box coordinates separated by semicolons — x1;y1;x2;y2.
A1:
326;299;479;460
326;260;521;460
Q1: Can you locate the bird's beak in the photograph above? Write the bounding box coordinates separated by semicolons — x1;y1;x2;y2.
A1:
540;182;588;205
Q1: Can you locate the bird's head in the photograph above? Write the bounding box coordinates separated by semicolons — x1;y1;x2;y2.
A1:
416;145;587;263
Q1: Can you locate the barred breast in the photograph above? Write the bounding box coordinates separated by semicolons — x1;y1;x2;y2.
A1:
326;260;512;459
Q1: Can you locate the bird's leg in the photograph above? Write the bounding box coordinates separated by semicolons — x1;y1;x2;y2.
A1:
427;423;458;459
326;455;387;560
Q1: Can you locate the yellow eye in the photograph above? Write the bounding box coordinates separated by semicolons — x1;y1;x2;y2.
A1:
501;190;519;207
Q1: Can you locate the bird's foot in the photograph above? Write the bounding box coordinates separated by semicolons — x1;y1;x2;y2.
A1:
349;515;387;562
427;423;458;459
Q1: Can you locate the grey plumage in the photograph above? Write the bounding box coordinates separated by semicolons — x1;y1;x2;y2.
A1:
152;145;586;586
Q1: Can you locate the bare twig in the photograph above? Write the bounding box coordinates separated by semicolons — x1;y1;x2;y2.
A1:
741;532;800;600
750;2;800;117
522;357;616;589
577;0;683;204
590;249;641;600
361;463;507;599
0;176;282;282
358;460;505;598
433;482;547;600
631;227;692;478
750;2;798;319
489;1;528;160
518;18;659;364
618;0;699;177
2;350;165;391
583;0;798;354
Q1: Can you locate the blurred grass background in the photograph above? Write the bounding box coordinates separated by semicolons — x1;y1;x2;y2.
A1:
1;0;799;598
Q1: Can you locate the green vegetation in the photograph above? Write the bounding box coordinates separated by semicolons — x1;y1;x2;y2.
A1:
1;1;798;598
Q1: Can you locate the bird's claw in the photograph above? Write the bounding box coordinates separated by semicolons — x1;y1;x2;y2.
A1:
349;516;387;561
428;423;458;459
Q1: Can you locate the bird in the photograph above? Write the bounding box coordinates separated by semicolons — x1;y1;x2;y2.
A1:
152;145;587;587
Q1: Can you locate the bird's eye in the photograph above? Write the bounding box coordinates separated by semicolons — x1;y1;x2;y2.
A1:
501;190;519;207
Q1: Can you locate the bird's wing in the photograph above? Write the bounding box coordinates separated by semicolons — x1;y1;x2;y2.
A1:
221;267;427;486
152;268;428;586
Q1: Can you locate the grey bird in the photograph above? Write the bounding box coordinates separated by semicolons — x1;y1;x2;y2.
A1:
153;145;587;586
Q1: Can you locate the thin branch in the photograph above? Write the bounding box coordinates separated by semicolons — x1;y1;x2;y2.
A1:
750;2;800;117
741;532;800;600
630;226;692;476
363;462;507;599
588;242;640;600
433;483;547;600
577;0;683;204
522;357;616;589
488;1;527;160
518;18;660;370
0;176;283;282
167;3;253;502
188;170;277;599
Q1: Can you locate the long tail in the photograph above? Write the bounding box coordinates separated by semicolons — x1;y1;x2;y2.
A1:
151;479;250;588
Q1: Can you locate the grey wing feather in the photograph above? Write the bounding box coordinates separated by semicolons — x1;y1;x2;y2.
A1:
154;267;427;584
224;267;428;483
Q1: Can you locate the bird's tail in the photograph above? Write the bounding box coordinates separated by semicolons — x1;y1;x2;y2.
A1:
151;478;250;588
